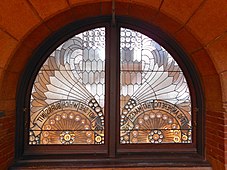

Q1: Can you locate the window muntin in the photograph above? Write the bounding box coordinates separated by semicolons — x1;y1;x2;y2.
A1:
29;28;105;145
120;28;192;144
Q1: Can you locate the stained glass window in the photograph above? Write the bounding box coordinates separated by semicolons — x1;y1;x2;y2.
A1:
29;28;105;145
120;28;191;144
28;27;192;146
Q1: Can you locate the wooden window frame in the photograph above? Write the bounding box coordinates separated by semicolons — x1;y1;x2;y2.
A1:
12;16;209;169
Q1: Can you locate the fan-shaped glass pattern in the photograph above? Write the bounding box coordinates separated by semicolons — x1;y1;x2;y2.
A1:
120;28;192;144
29;26;192;145
29;28;105;145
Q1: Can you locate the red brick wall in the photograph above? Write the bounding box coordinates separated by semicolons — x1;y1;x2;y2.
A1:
0;0;227;169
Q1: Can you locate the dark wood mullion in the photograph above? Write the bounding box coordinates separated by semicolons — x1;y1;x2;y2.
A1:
108;23;119;158
115;25;121;157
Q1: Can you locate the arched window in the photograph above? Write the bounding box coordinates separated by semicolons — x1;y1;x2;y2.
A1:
15;17;206;168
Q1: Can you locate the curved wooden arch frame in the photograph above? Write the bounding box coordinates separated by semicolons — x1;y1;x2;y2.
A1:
13;16;209;169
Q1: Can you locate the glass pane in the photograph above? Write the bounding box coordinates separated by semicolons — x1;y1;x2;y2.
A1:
29;28;105;145
120;28;192;144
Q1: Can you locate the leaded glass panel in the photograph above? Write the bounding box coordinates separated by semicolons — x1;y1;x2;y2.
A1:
120;28;192;144
29;28;105;145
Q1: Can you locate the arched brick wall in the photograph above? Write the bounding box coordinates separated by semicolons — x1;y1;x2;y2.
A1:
0;1;226;169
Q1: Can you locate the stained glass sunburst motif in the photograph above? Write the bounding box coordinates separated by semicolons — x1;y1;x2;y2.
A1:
29;28;105;145
120;28;192;144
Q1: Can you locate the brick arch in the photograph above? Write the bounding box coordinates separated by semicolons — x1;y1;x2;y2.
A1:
0;1;225;169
